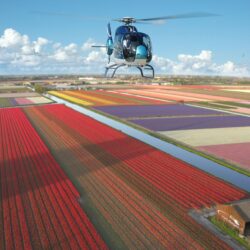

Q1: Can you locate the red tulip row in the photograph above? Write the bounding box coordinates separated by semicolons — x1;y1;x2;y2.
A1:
23;104;247;249
24;106;202;248
45;104;246;208
0;108;107;250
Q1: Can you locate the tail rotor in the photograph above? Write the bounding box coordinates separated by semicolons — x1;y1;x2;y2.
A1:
106;23;113;63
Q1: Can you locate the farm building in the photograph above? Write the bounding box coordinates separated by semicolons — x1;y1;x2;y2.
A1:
216;199;250;236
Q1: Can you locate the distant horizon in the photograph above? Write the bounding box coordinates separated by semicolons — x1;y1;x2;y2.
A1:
0;73;250;80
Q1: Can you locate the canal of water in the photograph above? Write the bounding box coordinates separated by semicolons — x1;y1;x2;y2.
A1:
47;94;250;192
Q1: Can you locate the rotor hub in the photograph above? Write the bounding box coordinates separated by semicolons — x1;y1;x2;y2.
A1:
114;17;136;25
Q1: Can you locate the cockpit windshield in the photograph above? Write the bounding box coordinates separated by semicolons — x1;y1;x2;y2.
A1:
122;33;152;62
123;33;151;50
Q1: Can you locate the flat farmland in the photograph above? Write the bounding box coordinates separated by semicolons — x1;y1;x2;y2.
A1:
0;98;12;108
48;90;169;106
21;104;248;249
0;92;53;107
91;86;250;173
131;113;250;171
48;86;250;116
113;89;209;102
0;86;32;93
160;127;250;146
131;115;250;131
0;107;107;249
234;107;250;115
112;85;250;115
139;89;247;103
0;85;250;250
198;143;250;171
176;87;250;101
161;127;250;171
95;104;223;118
1;96;249;248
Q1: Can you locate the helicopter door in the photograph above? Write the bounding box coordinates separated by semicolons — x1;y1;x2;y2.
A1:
122;33;151;63
122;34;138;62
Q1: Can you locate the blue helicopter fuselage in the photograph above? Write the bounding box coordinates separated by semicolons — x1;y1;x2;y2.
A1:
107;25;152;66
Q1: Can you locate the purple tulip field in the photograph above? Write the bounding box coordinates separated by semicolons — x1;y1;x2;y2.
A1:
131;115;250;131
94;104;224;118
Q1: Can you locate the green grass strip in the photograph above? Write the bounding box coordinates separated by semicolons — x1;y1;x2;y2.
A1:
0;98;12;107
192;102;235;109
209;216;250;249
219;101;250;109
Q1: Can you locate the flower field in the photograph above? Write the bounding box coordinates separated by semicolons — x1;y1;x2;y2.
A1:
112;85;250;115
131;115;250;131
88;90;168;104
160;127;250;146
171;86;250;101
91;92;250;172
21;104;248;249
94;103;225;118
49;85;250;115
0;92;39;98
2;83;250;248
48;91;93;106
234;107;250;114
114;89;211;102
114;85;250;102
0;107;107;249
48;90;168;106
48;86;250;172
140;89;247;103
0;92;52;107
0;96;53;107
160;126;250;171
15;97;53;105
127;111;250;171
198;143;250;171
13;97;33;105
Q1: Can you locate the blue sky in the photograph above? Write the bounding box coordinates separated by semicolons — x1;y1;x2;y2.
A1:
0;0;249;75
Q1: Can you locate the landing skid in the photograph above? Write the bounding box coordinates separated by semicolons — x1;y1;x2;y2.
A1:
105;64;155;78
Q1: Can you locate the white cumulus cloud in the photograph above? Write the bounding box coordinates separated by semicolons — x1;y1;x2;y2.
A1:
0;28;29;48
152;50;249;76
0;28;249;76
82;38;96;51
33;37;49;53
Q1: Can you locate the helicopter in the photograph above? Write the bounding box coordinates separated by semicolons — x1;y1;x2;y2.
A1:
92;13;218;78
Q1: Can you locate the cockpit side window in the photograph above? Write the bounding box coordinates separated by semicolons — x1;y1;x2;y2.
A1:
143;36;150;49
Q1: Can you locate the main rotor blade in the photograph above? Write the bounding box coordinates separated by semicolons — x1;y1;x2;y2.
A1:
135;12;219;22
